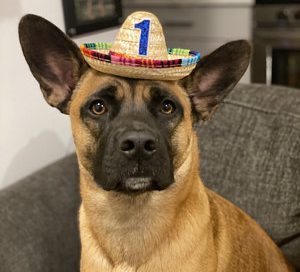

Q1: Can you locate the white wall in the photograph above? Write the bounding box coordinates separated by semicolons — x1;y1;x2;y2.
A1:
0;0;117;189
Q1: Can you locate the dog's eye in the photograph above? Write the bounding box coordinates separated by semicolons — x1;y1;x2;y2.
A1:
160;99;176;115
89;100;107;115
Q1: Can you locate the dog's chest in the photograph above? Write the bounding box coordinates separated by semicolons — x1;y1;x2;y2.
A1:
80;200;217;272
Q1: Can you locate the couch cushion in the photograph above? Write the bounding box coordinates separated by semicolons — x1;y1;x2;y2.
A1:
198;83;300;270
0;154;80;272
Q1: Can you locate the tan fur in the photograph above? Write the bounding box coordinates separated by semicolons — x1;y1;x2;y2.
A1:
69;69;293;272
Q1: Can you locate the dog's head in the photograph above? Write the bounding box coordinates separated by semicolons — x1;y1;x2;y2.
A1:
19;15;251;194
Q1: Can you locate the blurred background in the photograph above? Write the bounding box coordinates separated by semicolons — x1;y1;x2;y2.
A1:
0;0;298;189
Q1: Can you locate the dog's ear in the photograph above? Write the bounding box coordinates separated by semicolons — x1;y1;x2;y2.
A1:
19;14;87;114
181;40;251;121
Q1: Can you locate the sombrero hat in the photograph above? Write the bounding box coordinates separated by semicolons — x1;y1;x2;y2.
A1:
80;11;201;81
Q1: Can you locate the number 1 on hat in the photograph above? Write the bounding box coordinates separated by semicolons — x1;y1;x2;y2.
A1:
134;19;150;56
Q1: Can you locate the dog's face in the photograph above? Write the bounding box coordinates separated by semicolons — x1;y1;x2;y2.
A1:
19;15;251;194
69;73;192;193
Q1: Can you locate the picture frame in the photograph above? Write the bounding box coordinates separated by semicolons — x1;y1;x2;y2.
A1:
62;0;122;37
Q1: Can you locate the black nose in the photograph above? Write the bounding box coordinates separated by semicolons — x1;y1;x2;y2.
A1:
119;130;157;159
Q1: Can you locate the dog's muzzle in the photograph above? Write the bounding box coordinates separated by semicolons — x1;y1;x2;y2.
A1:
93;120;174;193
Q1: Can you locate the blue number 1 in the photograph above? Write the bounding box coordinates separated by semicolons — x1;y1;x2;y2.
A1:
134;19;150;56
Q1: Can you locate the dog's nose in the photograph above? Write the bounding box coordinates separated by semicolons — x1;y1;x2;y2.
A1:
119;131;157;159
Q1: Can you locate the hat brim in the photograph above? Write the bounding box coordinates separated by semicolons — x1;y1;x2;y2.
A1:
80;43;200;80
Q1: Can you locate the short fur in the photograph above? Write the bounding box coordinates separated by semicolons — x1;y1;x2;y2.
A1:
19;14;294;272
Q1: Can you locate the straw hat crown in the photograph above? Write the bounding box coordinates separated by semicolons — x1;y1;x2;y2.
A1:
111;11;168;60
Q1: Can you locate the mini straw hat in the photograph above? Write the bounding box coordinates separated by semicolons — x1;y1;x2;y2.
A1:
80;11;201;80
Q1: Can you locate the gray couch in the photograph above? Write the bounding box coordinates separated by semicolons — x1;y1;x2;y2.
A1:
0;84;299;271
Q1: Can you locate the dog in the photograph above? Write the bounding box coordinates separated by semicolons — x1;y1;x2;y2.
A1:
18;14;294;272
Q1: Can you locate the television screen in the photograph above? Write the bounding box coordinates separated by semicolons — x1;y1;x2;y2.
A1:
62;0;122;37
75;0;115;23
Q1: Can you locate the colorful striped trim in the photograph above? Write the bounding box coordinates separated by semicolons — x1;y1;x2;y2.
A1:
80;43;201;69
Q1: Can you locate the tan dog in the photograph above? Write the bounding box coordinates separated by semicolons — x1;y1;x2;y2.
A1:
19;14;294;272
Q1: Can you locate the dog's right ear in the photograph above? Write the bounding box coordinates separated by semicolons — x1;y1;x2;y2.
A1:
19;14;87;114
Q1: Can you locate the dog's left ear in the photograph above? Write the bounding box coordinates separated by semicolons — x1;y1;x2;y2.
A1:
180;40;251;121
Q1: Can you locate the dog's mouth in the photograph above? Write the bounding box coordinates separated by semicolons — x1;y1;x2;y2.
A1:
95;150;174;193
123;177;153;192
113;176;162;194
